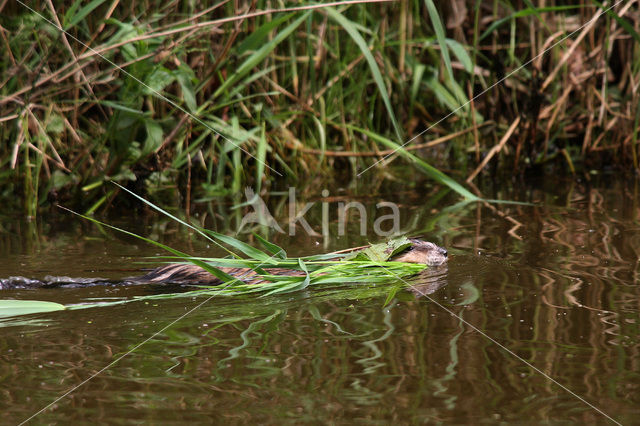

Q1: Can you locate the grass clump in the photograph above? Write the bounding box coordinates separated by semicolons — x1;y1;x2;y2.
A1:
184;236;426;297
1;1;638;215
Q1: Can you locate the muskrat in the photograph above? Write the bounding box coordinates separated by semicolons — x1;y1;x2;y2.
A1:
134;239;447;286
0;239;447;290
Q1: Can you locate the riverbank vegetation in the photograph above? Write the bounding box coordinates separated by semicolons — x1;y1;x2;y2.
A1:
1;0;639;215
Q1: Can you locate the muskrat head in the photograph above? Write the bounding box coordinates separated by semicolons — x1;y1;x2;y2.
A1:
391;239;448;266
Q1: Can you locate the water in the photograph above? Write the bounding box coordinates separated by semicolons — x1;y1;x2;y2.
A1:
1;176;638;424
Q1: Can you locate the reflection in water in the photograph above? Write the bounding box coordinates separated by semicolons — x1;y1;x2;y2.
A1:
0;178;639;423
406;263;449;297
0;275;117;290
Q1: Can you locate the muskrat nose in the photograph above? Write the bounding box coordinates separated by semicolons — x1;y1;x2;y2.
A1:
441;248;448;257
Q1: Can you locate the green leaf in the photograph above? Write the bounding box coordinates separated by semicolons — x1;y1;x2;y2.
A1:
383;286;400;307
253;233;287;259
446;39;473;73
593;0;640;44
424;0;456;100
105;19;138;60
480;5;584;41
411;63;426;106
143;67;175;94
46;113;65;134
425;71;462;113
50;170;74;190
100;100;145;115
64;0;108;30
255;123;267;192
325;8;403;141
201;229;272;261
58;206;238;283
214;12;310;98
111;183;238;258
0;300;66;318
174;66;198;113
298;258;308;273
143;120;163;156
347;124;479;200
237;13;295;54
351;237;413;262
262;276;309;296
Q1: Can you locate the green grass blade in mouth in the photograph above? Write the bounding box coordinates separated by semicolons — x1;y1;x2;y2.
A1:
200;229;272;261
58;206;238;283
252;233;287;259
113;182;274;260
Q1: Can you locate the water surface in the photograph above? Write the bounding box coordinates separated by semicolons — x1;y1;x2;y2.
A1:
1;176;638;424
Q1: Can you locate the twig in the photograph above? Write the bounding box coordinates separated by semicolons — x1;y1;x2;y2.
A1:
541;6;600;91
467;117;520;182
44;0;107;120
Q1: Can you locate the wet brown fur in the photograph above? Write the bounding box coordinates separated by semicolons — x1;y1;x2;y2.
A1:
137;264;306;286
390;240;448;266
136;239;447;286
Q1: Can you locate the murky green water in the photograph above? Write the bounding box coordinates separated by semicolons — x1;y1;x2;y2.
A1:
1;176;639;424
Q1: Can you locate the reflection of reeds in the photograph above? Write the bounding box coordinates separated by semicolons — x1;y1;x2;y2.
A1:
2;178;640;421
440;179;640;417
